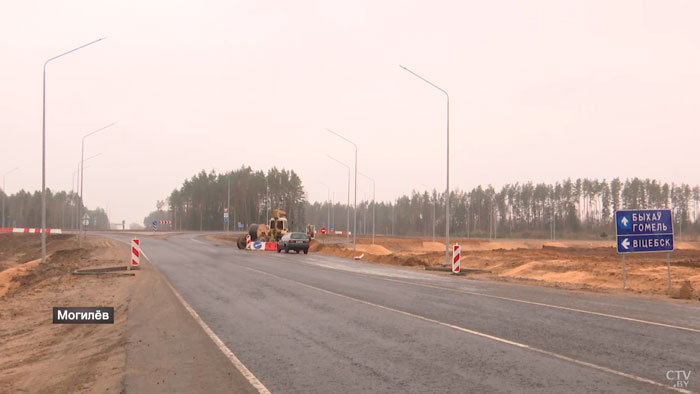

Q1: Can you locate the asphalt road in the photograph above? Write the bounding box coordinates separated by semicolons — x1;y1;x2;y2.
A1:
109;232;700;393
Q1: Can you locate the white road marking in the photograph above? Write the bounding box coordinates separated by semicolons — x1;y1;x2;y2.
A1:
241;265;693;394
109;234;270;394
163;272;272;394
293;256;700;334
191;237;207;245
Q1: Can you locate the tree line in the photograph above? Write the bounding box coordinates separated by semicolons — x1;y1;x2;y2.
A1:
304;178;700;239
0;189;110;230
146;167;306;231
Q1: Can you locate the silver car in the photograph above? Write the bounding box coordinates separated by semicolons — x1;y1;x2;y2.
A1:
277;232;310;254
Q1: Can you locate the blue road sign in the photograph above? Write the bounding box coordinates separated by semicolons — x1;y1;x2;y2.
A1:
152;220;158;226
615;209;673;253
238;222;245;229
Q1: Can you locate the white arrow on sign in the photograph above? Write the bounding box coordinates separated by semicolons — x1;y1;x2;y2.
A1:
621;216;629;226
621;238;630;249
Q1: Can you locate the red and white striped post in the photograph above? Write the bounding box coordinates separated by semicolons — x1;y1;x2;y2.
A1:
245;234;251;249
130;238;140;270
452;242;461;273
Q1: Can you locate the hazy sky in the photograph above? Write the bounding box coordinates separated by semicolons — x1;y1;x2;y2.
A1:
2;0;699;226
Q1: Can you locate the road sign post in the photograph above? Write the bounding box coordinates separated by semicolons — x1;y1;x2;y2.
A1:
615;209;674;292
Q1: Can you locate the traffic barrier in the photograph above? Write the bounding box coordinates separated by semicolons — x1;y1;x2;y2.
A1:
248;240;278;251
245;234;251;249
249;241;266;251
452;243;461;273
130;238;140;269
1;228;62;234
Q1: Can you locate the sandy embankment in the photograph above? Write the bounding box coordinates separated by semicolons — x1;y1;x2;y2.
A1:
0;234;133;393
310;235;700;298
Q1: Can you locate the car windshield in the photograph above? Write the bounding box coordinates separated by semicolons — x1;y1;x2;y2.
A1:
291;233;307;240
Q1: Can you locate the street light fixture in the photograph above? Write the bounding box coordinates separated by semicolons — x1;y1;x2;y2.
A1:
2;167;19;228
326;128;357;251
400;65;451;266
41;37;106;264
358;172;375;244
79;123;116;246
328;155;351;245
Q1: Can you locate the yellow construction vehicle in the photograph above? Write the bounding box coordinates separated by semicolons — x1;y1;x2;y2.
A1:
268;209;288;241
306;224;316;239
235;209;289;249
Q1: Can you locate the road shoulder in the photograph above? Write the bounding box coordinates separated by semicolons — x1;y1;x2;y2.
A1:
125;254;260;394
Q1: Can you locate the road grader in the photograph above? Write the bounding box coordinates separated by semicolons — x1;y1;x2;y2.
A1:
236;209;289;249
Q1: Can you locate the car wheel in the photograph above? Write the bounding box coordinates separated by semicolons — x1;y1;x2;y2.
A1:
296;250;300;254
304;249;308;254
277;247;281;253
285;247;289;253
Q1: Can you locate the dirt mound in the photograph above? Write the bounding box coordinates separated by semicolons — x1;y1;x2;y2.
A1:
0;258;41;297
0;234;75;269
0;235;133;393
313;242;432;267
354;244;392;255
677;281;695;299
312;236;700;297
6;248;88;297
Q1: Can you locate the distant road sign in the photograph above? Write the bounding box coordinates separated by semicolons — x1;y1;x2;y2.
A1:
615;209;673;253
152;220;158;226
238;222;244;229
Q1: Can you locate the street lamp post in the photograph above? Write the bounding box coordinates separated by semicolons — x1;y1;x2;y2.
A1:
420;183;436;242
2;167;19;228
265;177;269;225
74;154;100;230
42;37;105;264
320;183;331;230
79;123;115;246
227;173;231;232
327;129;357;251
400;65;451;266
328;155;351;245
359;172;375;244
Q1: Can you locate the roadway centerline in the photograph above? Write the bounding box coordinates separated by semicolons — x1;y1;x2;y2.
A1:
274;253;700;334
238;264;694;394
